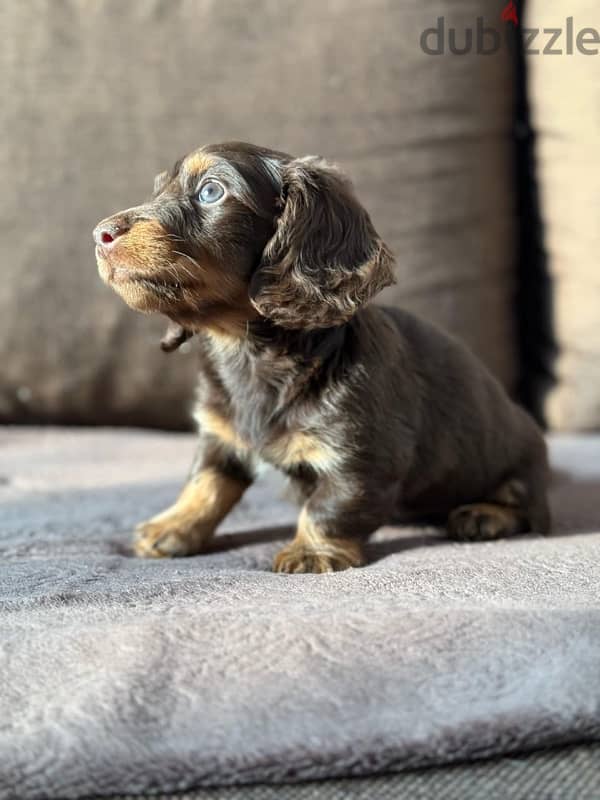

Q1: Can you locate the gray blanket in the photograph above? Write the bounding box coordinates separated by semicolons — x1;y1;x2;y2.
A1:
1;429;600;800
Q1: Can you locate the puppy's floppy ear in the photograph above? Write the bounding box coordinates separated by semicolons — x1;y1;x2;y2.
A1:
249;157;395;329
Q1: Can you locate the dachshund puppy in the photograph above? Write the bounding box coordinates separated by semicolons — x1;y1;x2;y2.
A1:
93;142;551;573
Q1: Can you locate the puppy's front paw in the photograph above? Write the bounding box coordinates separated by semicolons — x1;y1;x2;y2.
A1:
134;515;213;558
273;539;364;574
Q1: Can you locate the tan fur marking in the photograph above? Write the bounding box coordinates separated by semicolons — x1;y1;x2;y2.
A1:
295;507;326;548
165;469;243;522
273;507;364;573
199;298;259;341
114;219;173;267
195;407;249;451
184;152;215;176
134;468;247;558
266;431;338;471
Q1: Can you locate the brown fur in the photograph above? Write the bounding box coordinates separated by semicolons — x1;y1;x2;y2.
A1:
94;141;551;574
250;158;395;330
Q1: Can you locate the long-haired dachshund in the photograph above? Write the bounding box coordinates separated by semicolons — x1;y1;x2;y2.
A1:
94;142;550;573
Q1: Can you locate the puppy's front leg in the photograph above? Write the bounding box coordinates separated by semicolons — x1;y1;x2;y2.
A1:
273;506;365;574
274;478;396;574
134;444;252;558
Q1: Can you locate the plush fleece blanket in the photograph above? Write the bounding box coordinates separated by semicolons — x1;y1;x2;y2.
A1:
1;428;599;799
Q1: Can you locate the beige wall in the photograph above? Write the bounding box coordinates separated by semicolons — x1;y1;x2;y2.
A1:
527;1;600;430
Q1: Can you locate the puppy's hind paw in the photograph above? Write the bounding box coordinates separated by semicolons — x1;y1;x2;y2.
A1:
447;503;527;542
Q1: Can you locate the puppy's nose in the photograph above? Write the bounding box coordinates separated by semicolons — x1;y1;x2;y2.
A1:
93;219;130;248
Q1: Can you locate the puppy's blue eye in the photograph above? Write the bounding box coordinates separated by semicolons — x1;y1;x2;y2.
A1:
198;180;225;204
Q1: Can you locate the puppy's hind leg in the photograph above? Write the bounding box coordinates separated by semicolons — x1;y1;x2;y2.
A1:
447;476;550;542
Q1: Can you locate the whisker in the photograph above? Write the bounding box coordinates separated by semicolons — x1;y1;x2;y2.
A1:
165;263;190;286
168;258;196;283
155;233;186;243
172;249;201;267
162;265;179;285
172;250;204;278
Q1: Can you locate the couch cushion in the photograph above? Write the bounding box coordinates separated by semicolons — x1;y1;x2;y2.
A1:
527;1;600;430
0;1;519;428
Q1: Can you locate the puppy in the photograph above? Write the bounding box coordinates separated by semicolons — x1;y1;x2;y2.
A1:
93;141;551;573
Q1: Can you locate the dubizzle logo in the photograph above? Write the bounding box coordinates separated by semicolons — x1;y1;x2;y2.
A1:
501;1;519;27
419;12;600;56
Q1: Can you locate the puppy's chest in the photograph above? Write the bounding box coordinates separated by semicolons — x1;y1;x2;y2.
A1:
194;405;340;474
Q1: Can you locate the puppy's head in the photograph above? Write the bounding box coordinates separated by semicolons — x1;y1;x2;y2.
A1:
93;142;395;347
